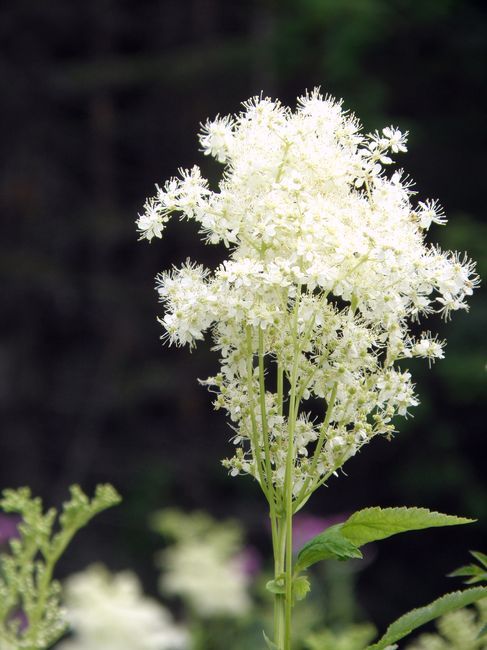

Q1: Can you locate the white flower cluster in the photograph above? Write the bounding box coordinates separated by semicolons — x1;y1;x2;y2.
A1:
155;510;252;618
137;90;478;500
57;565;188;650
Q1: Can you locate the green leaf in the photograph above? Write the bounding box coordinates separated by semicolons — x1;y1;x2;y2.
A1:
295;524;363;572
366;587;487;650
448;550;487;584
471;551;487;570
341;507;474;547
448;563;487;584
293;575;311;602
263;630;279;649
294;507;472;574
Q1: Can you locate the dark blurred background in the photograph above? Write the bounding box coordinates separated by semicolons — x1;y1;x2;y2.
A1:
0;0;485;631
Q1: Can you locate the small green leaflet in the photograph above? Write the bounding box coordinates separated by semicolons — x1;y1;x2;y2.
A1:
263;631;279;649
448;550;487;584
295;524;363;572
366;587;487;650
471;551;487;568
340;507;474;547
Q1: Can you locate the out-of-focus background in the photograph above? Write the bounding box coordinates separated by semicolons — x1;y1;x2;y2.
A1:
0;0;485;635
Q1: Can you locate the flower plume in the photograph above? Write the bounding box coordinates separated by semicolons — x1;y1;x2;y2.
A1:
137;89;478;499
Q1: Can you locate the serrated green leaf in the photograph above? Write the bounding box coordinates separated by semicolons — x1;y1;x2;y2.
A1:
293;575;311;602
341;507;474;547
295;524;363;572
366;587;487;650
263;630;279;649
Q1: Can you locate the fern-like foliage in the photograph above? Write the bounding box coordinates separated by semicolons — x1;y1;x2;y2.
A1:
0;484;120;650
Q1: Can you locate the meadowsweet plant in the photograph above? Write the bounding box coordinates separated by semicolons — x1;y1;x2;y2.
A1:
0;484;120;650
137;90;484;649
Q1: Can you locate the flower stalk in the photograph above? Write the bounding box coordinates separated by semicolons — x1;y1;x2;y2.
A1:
137;89;478;649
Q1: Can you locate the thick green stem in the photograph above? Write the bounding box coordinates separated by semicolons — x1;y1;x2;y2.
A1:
282;298;302;650
284;497;294;649
273;517;287;647
272;291;323;648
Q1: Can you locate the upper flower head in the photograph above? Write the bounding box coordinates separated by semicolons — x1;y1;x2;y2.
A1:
137;89;479;490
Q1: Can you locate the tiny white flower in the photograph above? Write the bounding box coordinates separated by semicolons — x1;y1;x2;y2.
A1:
382;126;408;153
416;199;447;229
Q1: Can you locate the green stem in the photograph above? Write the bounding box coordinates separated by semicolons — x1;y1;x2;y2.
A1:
277;359;284;417
258;328;274;503
258;333;286;647
245;325;271;501
283;297;302;650
25;531;75;649
294;382;338;510
273;517;286;647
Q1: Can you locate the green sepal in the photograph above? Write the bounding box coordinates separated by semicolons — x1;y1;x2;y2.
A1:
366;587;487;650
295;524;363;572
263;630;279;649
